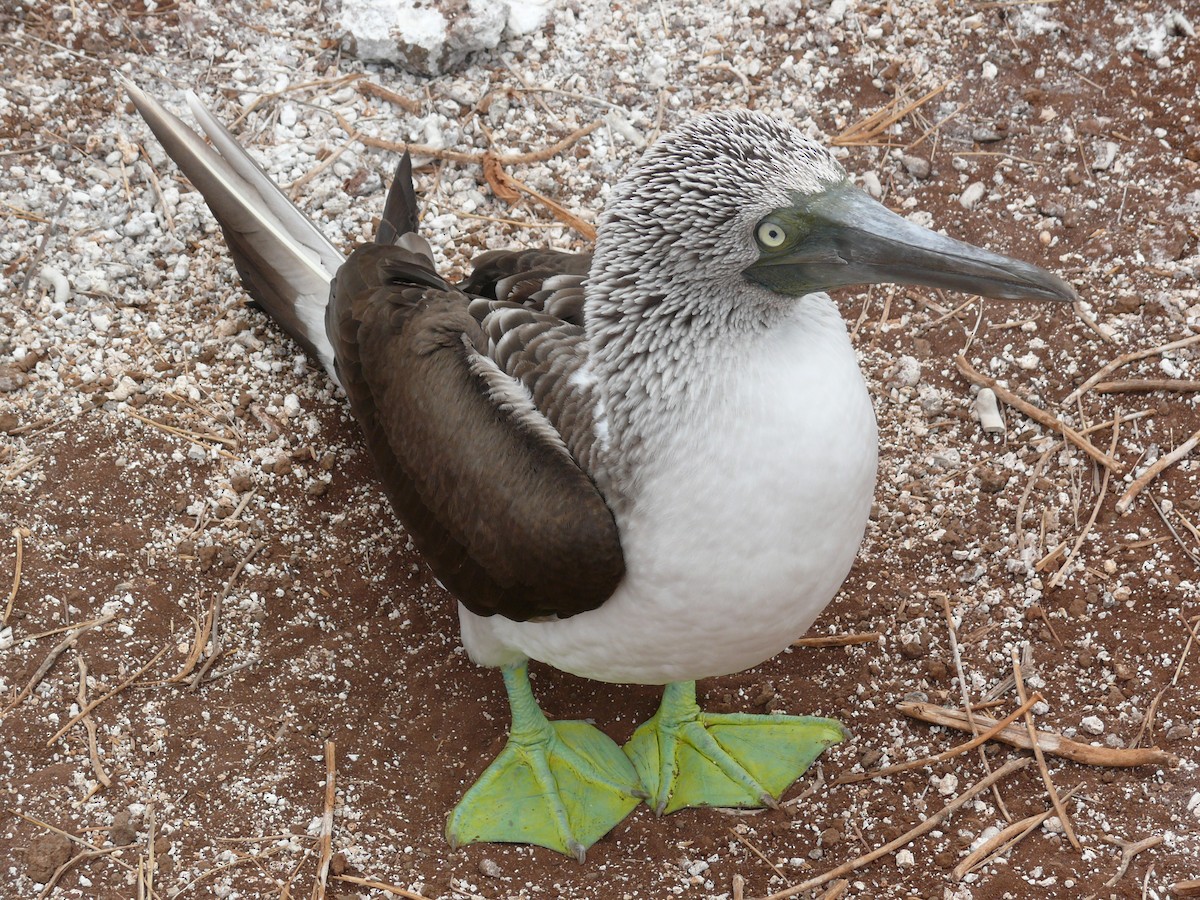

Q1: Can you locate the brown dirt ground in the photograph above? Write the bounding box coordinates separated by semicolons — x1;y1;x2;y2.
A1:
1;1;1199;898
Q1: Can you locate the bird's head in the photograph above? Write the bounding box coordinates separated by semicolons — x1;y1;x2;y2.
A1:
592;110;1076;314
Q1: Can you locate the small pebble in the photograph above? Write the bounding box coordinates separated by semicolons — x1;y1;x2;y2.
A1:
959;181;985;210
901;154;931;179
462;856;502;880
861;170;883;199
0;364;28;392
1080;715;1105;736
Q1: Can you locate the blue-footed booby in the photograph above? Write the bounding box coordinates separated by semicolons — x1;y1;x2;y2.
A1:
123;80;1076;860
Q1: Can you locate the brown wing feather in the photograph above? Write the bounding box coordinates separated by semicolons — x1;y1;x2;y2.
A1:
327;243;623;622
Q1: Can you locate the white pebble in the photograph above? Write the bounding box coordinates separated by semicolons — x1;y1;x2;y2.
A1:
974;388;1005;434
1080;716;1104;735
959;181;985;210
981;61;998;80
861;170;883;199
933;772;959;796
896;849;915;868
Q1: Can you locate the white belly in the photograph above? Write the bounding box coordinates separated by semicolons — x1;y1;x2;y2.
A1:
459;296;878;684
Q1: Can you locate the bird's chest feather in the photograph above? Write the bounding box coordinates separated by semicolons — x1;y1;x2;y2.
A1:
616;301;878;623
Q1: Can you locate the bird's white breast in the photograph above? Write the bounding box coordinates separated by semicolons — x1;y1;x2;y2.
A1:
459;294;878;684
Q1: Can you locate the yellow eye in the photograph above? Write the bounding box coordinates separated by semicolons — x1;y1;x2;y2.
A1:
757;221;787;248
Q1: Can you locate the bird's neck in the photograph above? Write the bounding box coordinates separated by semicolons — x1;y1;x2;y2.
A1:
583;280;853;510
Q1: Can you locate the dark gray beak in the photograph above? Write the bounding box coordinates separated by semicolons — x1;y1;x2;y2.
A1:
746;182;1077;303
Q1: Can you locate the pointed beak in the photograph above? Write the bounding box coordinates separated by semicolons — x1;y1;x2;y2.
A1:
746;182;1077;303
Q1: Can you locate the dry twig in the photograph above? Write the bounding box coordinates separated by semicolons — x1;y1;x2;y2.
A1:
832;83;947;146
955;356;1121;472
190;539;266;690
331;874;433;899
1115;426;1200;514
1102;834;1163;889
899;701;1175;766
1094;378;1200;394
1064;332;1200;405
1013;650;1080;848
1;615;115;720
952;784;1084;880
311;740;336;900
3;526;23;624
792;632;881;648
753;757;1033;900
355;80;422;114
1047;414;1121;589
834;692;1041;785
47;641;171;745
75;657;112;793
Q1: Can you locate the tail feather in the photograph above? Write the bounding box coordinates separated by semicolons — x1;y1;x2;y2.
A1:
376;153;420;246
122;78;342;382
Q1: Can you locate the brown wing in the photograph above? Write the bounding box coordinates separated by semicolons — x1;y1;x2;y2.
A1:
327;241;623;622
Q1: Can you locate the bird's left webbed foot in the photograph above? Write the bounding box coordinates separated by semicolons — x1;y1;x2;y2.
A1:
623;681;844;816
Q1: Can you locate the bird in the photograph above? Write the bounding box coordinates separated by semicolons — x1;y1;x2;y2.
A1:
123;79;1076;861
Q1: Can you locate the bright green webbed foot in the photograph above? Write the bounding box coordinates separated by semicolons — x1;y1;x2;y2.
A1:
623;681;844;815
446;664;642;861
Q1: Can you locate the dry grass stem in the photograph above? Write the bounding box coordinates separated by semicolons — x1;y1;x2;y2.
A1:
899;701;1175;766
125;407;238;459
1064;332;1200;405
1148;498;1200;568
1094;378;1200;394
287;137;356;198
791;632;881;648
14;812;142;876
331;874;434;899
36;847;128;900
190;539;266;689
1;615;115;720
834;692;1041;785
732;872;746;900
356;80;422;114
47;641;171;745
1012;650;1080;848
753;757;1033;900
955;356;1121;472
1048;415;1121;588
76;657;112;790
1170;879;1200;896
1115;427;1200;514
953;784;1083;880
940;592;1012;821
832;83;947;146
139;144;175;234
311;740;337;900
730;828;787;880
23;615;116;642
362;120;599;167
4;526;24;624
480;156;596;239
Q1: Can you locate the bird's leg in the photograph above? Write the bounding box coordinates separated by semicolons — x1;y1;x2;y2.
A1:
445;662;642;860
623;681;844;816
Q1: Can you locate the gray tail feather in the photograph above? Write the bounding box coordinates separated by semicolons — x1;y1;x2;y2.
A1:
122;77;342;383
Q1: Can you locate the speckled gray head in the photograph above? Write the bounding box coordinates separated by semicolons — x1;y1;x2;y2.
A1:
591;108;1076;307
594;110;848;285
